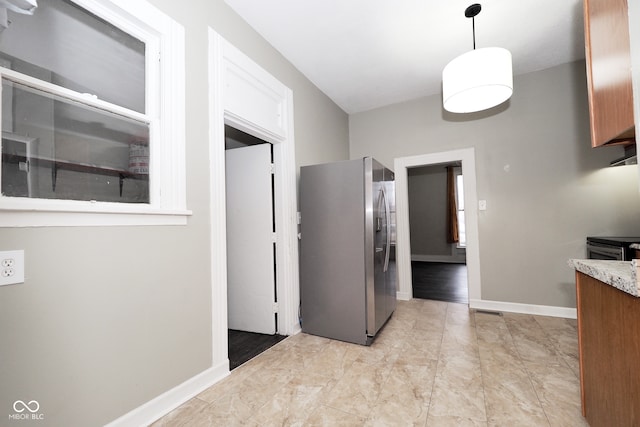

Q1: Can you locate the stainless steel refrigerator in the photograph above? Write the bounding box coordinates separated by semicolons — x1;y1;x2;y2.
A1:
299;157;396;345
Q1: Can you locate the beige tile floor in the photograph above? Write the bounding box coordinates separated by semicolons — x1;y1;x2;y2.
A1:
152;299;588;426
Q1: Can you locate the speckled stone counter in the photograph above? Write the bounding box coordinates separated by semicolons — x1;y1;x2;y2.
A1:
569;259;640;297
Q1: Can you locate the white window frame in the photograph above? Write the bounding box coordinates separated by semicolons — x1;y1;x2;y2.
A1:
0;0;190;227
454;167;466;248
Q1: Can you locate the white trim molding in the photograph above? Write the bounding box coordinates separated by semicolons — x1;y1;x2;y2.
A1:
208;28;301;367
104;363;229;427
470;299;577;319
396;290;412;301
394;148;481;302
208;29;230;368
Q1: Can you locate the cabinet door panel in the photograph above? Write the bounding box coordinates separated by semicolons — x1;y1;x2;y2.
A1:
584;0;635;146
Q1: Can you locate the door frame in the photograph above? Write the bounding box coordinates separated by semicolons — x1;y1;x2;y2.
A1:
394;148;482;303
208;29;300;369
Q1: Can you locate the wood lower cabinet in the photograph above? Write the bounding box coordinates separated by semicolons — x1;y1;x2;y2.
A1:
583;0;635;147
575;272;640;426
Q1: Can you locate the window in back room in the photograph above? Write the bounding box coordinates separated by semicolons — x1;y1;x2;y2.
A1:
455;167;466;247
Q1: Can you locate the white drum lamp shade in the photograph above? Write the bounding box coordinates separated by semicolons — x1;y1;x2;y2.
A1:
442;47;513;113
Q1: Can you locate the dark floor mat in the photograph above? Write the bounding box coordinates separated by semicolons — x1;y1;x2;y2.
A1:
228;329;287;370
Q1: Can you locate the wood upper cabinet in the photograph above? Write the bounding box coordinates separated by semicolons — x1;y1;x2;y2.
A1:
584;0;635;147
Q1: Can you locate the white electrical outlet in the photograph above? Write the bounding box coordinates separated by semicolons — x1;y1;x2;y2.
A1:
0;250;24;286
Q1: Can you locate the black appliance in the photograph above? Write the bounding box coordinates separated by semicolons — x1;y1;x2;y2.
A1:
586;237;640;261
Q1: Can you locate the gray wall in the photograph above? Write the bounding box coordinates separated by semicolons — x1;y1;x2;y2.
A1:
408;165;457;259
350;60;640;307
0;0;349;426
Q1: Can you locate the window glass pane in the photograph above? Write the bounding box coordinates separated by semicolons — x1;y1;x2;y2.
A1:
455;171;465;247
458;210;466;247
0;0;145;113
456;174;464;210
1;79;149;203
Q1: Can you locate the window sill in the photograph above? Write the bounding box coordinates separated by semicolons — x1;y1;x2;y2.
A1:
0;199;192;227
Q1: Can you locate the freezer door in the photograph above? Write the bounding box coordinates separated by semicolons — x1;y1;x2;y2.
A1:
384;169;397;318
368;158;391;336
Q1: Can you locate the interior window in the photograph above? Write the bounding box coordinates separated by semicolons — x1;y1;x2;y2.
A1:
2;80;149;202
0;0;187;226
0;0;145;112
0;0;150;204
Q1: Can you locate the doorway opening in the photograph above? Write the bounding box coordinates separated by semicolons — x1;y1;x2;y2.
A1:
225;125;286;370
209;29;299;378
407;163;468;303
394;148;481;304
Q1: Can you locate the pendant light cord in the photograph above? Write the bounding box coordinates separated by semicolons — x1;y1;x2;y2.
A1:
465;3;481;50
472;17;476;50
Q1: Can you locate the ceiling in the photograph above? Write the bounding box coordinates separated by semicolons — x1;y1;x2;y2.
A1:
224;0;586;114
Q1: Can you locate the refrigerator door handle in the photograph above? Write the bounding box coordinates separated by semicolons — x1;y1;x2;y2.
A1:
381;185;391;273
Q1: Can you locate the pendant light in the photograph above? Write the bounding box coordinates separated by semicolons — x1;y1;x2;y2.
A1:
442;3;513;113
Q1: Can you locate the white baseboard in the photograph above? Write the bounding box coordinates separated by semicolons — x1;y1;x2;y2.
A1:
290;324;302;335
105;360;230;427
469;299;577;319
396;291;412;301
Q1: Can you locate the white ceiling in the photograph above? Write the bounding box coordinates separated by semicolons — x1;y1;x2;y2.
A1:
224;0;586;114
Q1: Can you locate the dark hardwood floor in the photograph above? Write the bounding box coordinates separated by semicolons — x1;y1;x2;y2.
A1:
228;329;287;370
412;261;468;304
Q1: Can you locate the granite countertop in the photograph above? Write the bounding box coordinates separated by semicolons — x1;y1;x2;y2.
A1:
569;259;640;297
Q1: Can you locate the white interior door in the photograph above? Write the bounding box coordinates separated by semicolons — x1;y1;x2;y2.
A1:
226;143;276;334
